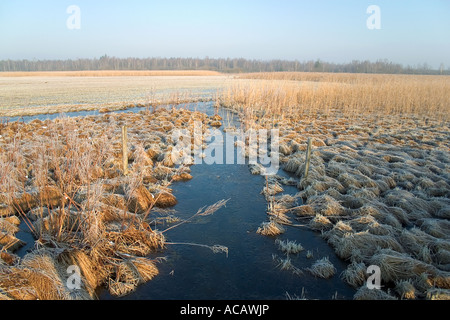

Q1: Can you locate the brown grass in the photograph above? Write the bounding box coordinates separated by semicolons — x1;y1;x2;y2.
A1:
222;72;450;122
256;220;285;236
307;257;336;279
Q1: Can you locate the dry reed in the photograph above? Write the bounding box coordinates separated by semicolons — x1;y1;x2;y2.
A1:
307;257;336;279
273;255;303;276
256;220;285;237
275;239;304;254
227;72;450;122
340;261;367;288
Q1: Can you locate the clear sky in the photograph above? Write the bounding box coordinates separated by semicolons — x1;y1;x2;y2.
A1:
0;0;449;68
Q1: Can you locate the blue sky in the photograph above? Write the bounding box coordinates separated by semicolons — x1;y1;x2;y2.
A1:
0;0;449;68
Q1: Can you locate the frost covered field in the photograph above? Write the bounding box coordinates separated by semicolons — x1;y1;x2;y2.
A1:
0;71;231;117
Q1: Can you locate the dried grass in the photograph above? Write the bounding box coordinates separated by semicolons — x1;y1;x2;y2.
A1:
417;218;450;240
108;257;159;297
0;99;235;299
108;261;140;297
261;179;284;197
333;231;404;261
0;249;91;300
307;257;336;279
154;192;178;208
273;255;303;276
384;189;431;221
256;220;285;237
226;72;450;122
308;214;333;231
57;249;107;297
306;194;346;217
129;257;159;282
292;205;315;217
395;279;417;300
369;249;448;284
353;286;397;300
324;221;354;247
426;288;450;300
218;71;450;299
275;239;304;254
106;226;165;257
0;232;25;252
0;218;20;234
340;261;367;288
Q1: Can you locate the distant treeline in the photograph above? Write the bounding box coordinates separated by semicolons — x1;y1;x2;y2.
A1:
0;55;448;75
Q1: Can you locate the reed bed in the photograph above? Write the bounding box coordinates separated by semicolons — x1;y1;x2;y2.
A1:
0;106;227;299
232;72;450;122
222;72;450;299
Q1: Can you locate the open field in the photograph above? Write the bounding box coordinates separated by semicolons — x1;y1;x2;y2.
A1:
1;71;450;300
0;72;232;117
0;70;222;77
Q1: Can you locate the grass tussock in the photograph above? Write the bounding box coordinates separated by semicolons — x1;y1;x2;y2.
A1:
340;261;367;288
275;239;304;254
273;255;303;276
369;249;449;286
308;214;333;231
395;279;417;300
353;286;397;300
307;257;336;279
256;220;285;237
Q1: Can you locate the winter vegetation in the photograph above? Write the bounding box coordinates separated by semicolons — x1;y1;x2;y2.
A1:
0;107;228;299
223;72;450;300
1;68;449;300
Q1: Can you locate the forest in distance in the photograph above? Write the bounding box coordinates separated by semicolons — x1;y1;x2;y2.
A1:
1;55;448;75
